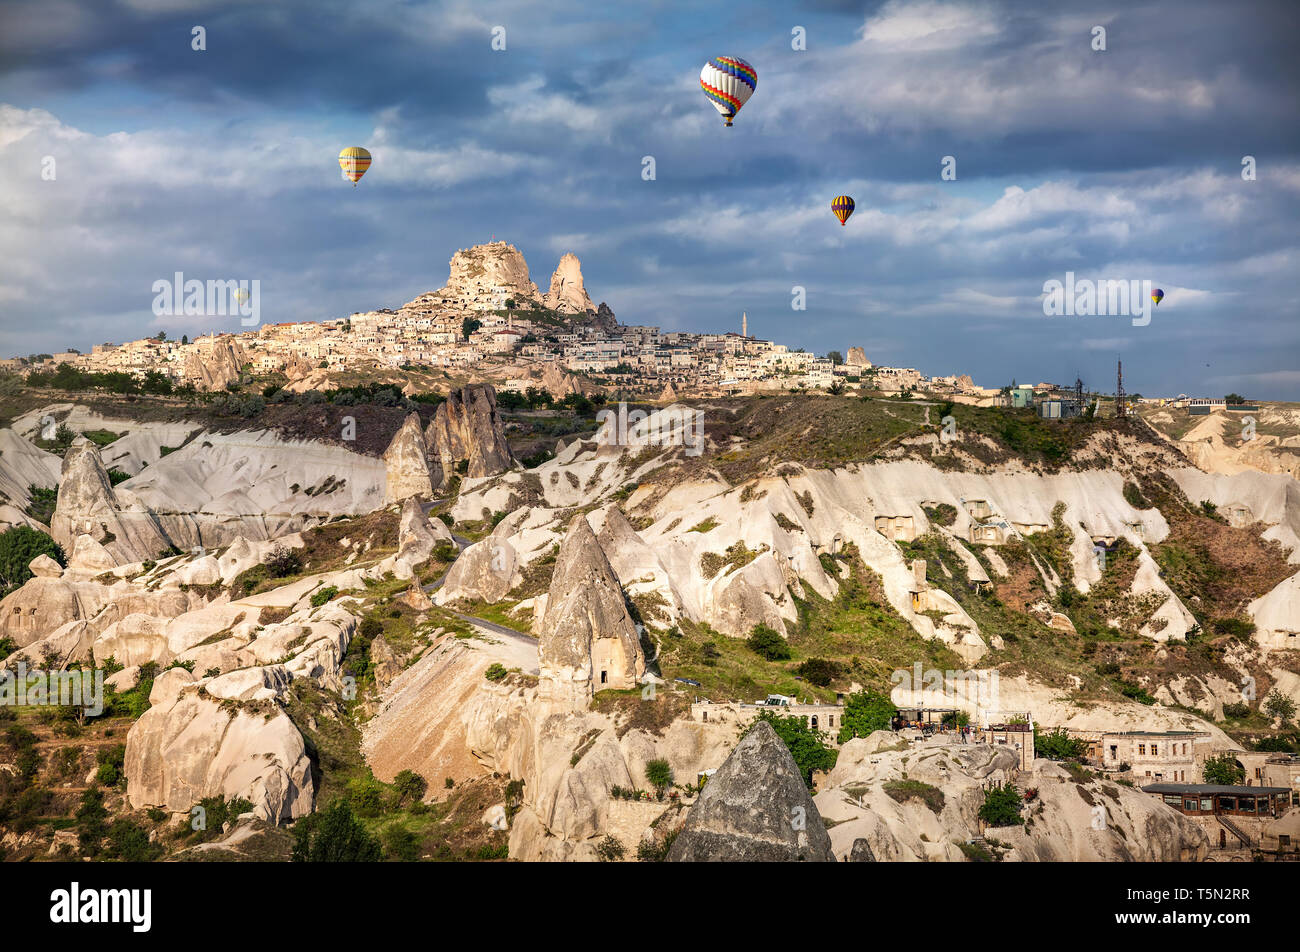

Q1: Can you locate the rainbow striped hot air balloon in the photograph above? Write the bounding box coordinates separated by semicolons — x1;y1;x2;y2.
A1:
338;147;371;187
832;195;856;226
700;56;756;127
1151;288;1164;306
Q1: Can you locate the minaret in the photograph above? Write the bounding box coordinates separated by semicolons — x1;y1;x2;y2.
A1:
742;311;747;338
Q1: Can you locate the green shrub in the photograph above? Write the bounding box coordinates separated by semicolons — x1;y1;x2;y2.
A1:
392;769;427;806
644;758;673;794
0;525;65;596
753;711;837;788
979;783;1023;827
1034;727;1088;761
310;585;339;607
485;663;508;682
796;657;842;687
596;835;626;862
382;825;422;861
746;624;791;661
291;800;383;862
837;691;897;743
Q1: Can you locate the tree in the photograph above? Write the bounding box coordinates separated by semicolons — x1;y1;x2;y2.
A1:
826;350;843;365
462;317;483;341
0;526;65;597
291;800;383;862
753;711;837;788
746;624;791;661
837;691;897;743
156;330;167;341
1034;727;1088;761
1264;689;1296;725
392;770;428;807
1202;754;1245;786
1224;393;1245;406
796;657;842;687
644;758;673;795
979;782;1023;827
596;835;626;862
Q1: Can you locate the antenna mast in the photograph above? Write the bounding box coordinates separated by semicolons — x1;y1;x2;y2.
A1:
1116;360;1126;419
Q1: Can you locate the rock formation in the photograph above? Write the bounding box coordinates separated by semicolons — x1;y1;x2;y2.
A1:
125;679;313;823
49;442;172;565
542;252;595;313
404;242;541;312
434;511;523;604
382;413;435;504
668;720;835;862
537;513;642;706
846;347;871;368
182;336;247;391
814;732;1209;861
539;362;583;399
425;384;516;488
395;495;453;573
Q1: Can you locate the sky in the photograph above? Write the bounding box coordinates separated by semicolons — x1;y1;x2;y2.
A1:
1;0;1298;399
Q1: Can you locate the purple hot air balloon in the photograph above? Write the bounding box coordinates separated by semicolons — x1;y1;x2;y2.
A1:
1151;288;1164;306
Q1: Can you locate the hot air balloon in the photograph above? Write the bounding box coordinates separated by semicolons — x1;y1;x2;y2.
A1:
1151;288;1164;306
831;195;856;226
700;56;756;127
338;147;371;187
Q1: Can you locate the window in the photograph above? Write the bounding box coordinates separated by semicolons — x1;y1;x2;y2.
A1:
1151;745;1158;756
1139;744;1146;756
600;670;607;684
1184;799;1197;811
1200;798;1212;811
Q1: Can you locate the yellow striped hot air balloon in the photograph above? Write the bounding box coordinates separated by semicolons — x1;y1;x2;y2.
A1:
831;195;855;226
338;147;371;187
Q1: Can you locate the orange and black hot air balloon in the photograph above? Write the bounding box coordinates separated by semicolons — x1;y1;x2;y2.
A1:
831;195;855;226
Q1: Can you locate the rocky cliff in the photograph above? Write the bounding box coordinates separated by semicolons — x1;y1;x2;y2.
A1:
50;442;173;565
182;336;247;392
382;412;435;504
537;513;643;705
668;720;835;862
425;384;516;488
542;252;595;313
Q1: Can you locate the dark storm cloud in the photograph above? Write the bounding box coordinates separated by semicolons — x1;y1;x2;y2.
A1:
1;0;1297;399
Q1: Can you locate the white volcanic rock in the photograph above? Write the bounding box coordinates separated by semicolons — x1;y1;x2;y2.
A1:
28;554;63;579
814;735;1208;862
382;412;434;504
125;685;312;823
1169;467;1300;563
405;241;541;313
121;430;386;550
668;720;835;862
395;496;452;574
0;427;60;530
66;534;117;574
435;510;525;604
425;384;517;487
95;613;170;668
845;347;871;368
542;253;595;313
537;513;643;706
50;442;172;565
1249;571;1300;650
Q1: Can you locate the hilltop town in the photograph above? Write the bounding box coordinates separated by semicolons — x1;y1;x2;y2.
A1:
1;241;990;403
